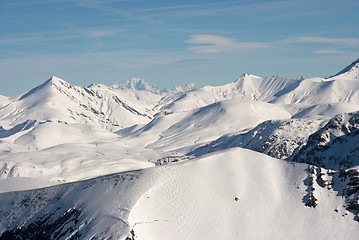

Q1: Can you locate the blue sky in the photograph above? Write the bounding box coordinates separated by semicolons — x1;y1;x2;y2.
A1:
1;0;358;96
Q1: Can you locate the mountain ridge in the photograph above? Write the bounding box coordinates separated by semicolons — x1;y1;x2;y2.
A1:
330;58;359;80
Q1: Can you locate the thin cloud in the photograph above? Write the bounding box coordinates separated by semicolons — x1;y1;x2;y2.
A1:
0;36;41;45
186;35;270;53
86;29;120;38
284;36;359;47
313;49;348;55
72;0;158;24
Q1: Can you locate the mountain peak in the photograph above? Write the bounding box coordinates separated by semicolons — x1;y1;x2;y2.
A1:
43;76;70;87
19;76;71;100
239;73;261;79
113;78;165;94
330;58;359;80
48;75;65;83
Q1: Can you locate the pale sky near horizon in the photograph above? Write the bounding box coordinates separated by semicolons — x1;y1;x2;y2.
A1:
0;0;358;96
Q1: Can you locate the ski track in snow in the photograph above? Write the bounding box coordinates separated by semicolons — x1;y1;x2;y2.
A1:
127;149;358;240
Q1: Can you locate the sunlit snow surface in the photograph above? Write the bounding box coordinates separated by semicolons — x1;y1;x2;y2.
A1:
0;59;359;238
0;148;357;239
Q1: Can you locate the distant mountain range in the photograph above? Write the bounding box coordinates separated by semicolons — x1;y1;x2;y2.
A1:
0;58;358;239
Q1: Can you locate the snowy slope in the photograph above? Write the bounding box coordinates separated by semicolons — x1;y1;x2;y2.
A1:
0;148;358;240
157;74;299;113
123;97;291;155
0;96;10;108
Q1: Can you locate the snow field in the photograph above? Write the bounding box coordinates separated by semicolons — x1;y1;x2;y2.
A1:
128;148;358;240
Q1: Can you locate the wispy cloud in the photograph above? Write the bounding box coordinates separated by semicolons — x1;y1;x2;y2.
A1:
72;0;158;24
186;35;359;54
132;1;244;17
313;49;349;55
186;35;270;53
283;36;359;47
0;36;42;45
86;29;120;38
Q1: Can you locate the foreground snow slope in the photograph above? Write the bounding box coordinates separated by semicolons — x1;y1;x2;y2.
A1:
0;148;357;240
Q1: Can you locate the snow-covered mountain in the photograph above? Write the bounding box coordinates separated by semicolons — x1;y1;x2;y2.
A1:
1;76;157;131
0;149;358;239
0;59;359;239
113;77;166;94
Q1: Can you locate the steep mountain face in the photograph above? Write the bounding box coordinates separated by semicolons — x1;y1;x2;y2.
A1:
291;111;359;170
190;118;325;159
1;59;359;239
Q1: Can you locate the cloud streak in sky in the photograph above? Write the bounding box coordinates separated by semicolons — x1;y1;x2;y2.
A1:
186;35;270;53
284;36;359;47
313;49;349;55
187;35;359;54
86;29;121;38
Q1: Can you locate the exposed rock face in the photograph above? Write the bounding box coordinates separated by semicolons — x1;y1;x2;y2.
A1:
290;111;359;170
